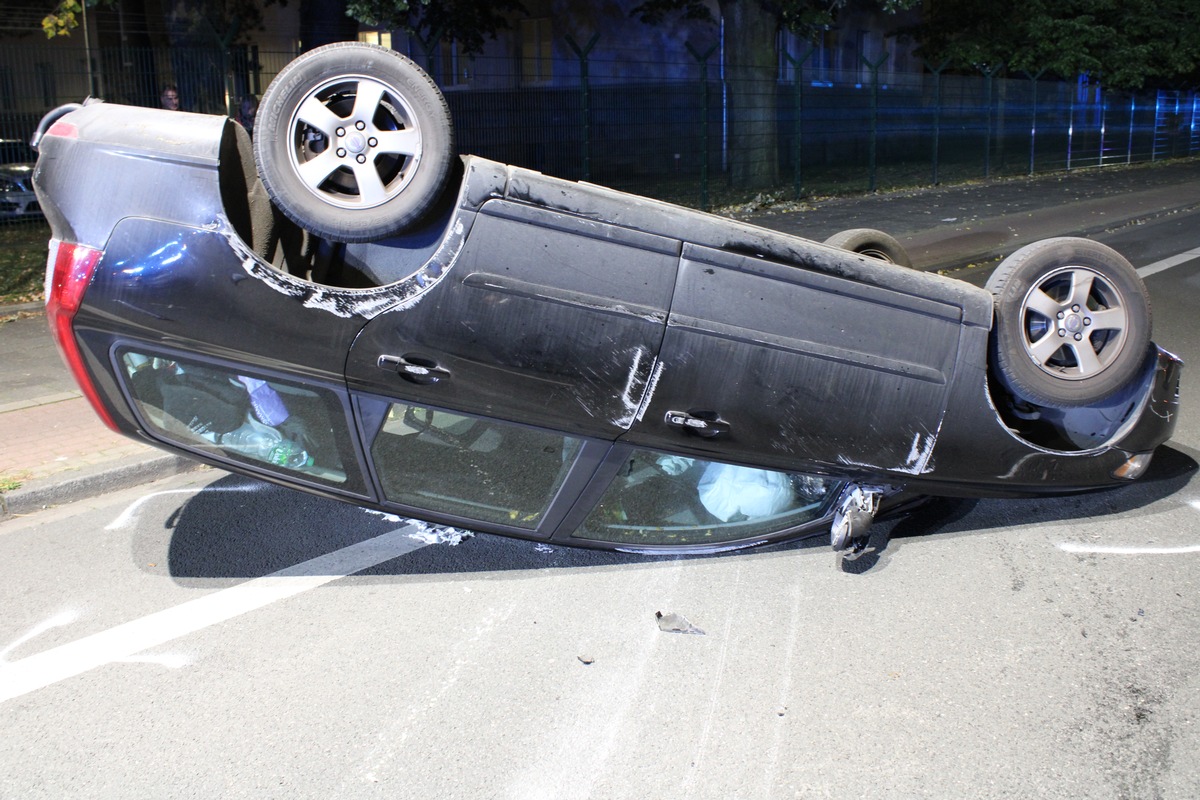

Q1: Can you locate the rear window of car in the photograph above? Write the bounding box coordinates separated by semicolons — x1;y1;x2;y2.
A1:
118;349;362;492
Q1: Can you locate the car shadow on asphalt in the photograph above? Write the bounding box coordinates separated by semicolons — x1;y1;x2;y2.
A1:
154;444;1198;583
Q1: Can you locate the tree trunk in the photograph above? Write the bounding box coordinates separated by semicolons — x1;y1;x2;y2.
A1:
719;0;779;190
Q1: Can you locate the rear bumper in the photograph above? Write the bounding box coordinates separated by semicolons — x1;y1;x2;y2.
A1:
1114;345;1183;457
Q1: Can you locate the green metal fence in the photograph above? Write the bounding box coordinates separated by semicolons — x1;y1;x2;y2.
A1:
2;43;1197;211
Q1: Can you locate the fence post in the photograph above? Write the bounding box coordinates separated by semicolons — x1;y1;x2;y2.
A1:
1021;69;1046;176
687;42;719;210
979;63;1002;178
1067;80;1077;170
783;47;813;199
80;3;96;96
565;33;600;181
925;60;949;185
1098;87;1108;165
1127;94;1136;164
861;52;889;192
1191;91;1199;156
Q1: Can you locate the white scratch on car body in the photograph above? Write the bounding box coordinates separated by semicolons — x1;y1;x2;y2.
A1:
903;421;941;474
836;424;939;476
613;348;647;428
227;217;469;319
611;351;665;428
636;360;665;423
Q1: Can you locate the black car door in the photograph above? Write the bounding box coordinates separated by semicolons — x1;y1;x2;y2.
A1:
345;198;680;439
623;243;969;476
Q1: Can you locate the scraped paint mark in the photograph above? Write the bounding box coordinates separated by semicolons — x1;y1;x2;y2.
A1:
612;349;664;428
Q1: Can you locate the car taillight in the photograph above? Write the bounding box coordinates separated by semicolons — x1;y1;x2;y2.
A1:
45;239;119;432
46;119;80;140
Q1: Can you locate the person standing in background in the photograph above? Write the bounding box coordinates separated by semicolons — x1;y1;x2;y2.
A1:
237;95;258;136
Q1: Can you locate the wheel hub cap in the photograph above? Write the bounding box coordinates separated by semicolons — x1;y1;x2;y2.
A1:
345;132;367;154
1062;313;1084;334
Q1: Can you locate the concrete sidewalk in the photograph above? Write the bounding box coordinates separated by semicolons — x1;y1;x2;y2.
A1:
3;158;1199;518
0;305;199;518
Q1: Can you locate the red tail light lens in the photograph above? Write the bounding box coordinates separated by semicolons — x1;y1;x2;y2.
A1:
46;119;80;140
45;239;119;432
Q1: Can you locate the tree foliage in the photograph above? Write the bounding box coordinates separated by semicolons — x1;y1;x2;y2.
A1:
913;0;1200;88
346;0;525;54
40;0;280;44
41;0;105;37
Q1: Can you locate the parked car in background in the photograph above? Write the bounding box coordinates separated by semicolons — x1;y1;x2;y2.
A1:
30;44;1182;558
0;139;39;219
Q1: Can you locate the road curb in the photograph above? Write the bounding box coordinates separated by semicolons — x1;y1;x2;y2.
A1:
1;454;204;519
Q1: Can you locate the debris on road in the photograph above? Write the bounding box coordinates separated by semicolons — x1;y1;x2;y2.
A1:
407;522;475;546
655;611;705;636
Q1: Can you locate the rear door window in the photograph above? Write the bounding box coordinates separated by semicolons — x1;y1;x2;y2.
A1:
370;401;586;530
118;348;364;493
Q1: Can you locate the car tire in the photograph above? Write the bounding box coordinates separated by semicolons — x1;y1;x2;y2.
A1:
823;228;913;266
986;237;1151;408
254;42;455;243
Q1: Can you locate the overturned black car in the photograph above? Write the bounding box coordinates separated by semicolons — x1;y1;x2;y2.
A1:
32;43;1181;555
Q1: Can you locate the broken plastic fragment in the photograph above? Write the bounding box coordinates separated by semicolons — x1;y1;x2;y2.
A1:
407;521;475;546
655;611;705;635
578;655;595;665
363;509;404;523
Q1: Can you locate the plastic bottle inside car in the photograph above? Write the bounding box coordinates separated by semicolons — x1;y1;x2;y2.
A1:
219;418;313;469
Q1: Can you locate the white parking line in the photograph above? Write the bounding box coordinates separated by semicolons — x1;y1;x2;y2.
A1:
0;526;424;704
1058;542;1200;555
1137;247;1200;278
104;484;265;531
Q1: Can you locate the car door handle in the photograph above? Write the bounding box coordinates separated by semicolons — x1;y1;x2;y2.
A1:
664;410;730;438
377;354;451;386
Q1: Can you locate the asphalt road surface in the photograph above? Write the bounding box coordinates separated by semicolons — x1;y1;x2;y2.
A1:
3;213;1200;799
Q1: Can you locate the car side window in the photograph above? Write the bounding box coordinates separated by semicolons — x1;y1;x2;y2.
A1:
371;403;583;529
573;450;841;547
119;350;351;486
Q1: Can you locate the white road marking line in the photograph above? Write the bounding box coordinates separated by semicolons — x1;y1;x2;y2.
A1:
0;526;424;704
0;610;80;663
1137;248;1200;278
1058;542;1200;555
104;483;264;531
